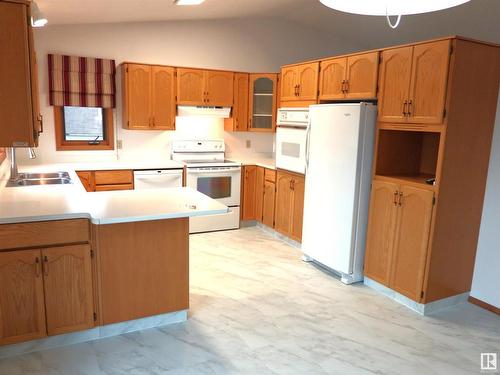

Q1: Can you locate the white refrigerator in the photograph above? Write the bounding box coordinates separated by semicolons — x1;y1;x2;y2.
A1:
301;103;377;284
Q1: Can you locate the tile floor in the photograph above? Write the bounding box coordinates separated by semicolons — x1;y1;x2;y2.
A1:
0;226;498;374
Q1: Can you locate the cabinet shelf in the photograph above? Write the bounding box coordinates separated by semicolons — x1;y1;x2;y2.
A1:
374;174;436;190
253;113;273;117
253;93;274;96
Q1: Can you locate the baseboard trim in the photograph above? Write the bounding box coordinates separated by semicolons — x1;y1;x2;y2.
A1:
468;296;500;315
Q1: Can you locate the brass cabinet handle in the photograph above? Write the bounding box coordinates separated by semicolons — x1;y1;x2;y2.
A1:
297;84;301;97
393;191;398;206
398;191;403;206
408;99;413;117
43;255;49;276
345;80;349;94
341;80;346;93
35;257;41;278
403;100;408;116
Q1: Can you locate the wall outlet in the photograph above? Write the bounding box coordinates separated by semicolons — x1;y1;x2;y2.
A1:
246;140;251;148
117;139;123;149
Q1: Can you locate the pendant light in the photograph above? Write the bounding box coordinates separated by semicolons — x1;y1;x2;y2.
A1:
319;0;471;29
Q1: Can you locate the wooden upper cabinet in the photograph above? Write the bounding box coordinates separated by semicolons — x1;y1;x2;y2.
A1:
378;46;413;123
206;70;234;106
123;64;152;130
248;73;278;132
262;179;276;228
151;66;176;130
0;1;41;147
364;180;399;286
290;174;305;242
242;166;257;220
296;62;319;101
280;66;298;101
255;167;265;222
319;57;346;100
42;245;94;336
0;250;46;346
345;52;379;99
390;186;434;301
176;68;205;105
225;73;249;131
407;40;451;124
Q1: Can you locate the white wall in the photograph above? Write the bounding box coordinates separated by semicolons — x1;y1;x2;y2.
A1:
19;17;359;164
470;92;500;309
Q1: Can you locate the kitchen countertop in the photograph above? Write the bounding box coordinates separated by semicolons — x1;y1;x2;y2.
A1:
229;155;276;170
0;163;226;225
17;160;185;172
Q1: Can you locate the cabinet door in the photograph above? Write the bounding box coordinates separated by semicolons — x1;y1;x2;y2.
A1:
249;74;277;132
255;167;265;222
124;64;152;129
346;52;379;99
76;171;95;192
297;62;319;101
176;68;205;105
262;180;276;228
0;250;46;345
206;70;234;106
364;181;399;286
151;66;176;130
226;73;249;131
319;57;346;100
274;171;293;236
242;166;257;220
42;245;94;336
290;175;305;242
407;40;451;124
377;47;413;123
390;186;434;301
280;66;298;101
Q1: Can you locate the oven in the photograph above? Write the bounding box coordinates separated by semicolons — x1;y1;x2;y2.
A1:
276;108;310;175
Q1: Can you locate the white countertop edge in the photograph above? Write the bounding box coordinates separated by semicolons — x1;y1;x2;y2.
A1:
0;213;92;225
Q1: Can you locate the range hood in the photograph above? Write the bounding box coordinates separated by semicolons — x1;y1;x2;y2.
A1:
177;106;231;118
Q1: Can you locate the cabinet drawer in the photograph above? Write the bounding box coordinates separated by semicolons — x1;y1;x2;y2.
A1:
95;184;134;192
265;169;276;183
0;219;90;251
94;170;133;185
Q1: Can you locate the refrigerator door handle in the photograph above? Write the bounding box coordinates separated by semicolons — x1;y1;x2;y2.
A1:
305;116;312;173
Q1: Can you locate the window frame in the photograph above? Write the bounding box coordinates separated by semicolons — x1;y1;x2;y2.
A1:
54;106;115;151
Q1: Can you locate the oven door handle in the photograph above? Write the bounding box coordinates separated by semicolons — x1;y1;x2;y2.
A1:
187;168;241;174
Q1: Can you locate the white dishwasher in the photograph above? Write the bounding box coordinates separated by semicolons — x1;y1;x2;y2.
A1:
133;169;183;189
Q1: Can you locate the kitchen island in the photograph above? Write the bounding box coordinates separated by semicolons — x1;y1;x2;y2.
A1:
0;165;227;357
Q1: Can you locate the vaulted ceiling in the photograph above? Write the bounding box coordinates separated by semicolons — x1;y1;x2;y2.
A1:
37;0;500;48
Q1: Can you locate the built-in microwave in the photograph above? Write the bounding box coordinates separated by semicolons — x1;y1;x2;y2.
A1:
276;108;309;174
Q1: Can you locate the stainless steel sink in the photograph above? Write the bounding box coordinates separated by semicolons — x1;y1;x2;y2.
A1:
6;171;72;187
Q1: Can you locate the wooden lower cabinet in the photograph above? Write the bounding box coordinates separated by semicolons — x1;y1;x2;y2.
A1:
255;167;265;221
275;170;305;242
364;180;434;301
241;166;277;228
262;180;276;227
0;250;46;346
42;245;94;336
76;170;134;192
242;166;257;220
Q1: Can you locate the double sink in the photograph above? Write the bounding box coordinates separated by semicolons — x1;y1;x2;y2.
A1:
7;172;72;187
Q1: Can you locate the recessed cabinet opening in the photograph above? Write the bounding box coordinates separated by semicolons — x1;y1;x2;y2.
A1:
375;130;440;186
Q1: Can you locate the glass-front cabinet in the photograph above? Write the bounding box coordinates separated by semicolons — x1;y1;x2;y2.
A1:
248;74;278;132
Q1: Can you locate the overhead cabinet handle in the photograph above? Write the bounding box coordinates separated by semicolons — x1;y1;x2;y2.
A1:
408;99;413;116
35;257;41;277
398;191;403;206
43;255;49;276
393;191;398;206
403;100;408;116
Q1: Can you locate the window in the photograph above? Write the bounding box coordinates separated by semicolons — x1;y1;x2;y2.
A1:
54;106;114;150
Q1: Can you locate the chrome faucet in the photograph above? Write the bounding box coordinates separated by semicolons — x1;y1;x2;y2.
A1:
9;147;36;181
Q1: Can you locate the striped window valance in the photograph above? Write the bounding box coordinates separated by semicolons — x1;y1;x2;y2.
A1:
48;54;116;108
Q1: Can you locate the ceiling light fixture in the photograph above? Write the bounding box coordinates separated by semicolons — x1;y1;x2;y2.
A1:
31;1;48;27
173;0;206;5
319;0;471;29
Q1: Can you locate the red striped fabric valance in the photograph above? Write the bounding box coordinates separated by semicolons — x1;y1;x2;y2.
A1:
48;54;116;108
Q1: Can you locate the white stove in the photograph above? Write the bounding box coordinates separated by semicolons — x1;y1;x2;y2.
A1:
172;140;241;233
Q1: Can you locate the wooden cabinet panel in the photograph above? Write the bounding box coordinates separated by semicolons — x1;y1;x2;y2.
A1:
94;184;133;191
378;47;413;123
76;171;94;192
346;52;379;99
0;219;90;251
176;68;205;105
364;181;399;286
124;64;152;129
297;62;319;101
0;250;46;345
206;70;234;106
274;171;293;235
280;66;298;101
255;167;265;222
264;168;276;183
248;73;278;132
319;57;346;100
0;1;38;147
290;175;305;242
242;166;257;220
225;73;249;131
42;245;94;335
94;170;133;185
390;186;434;301
98;219;189;324
407;40;451;124
262;180;276;228
152;66;176;130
